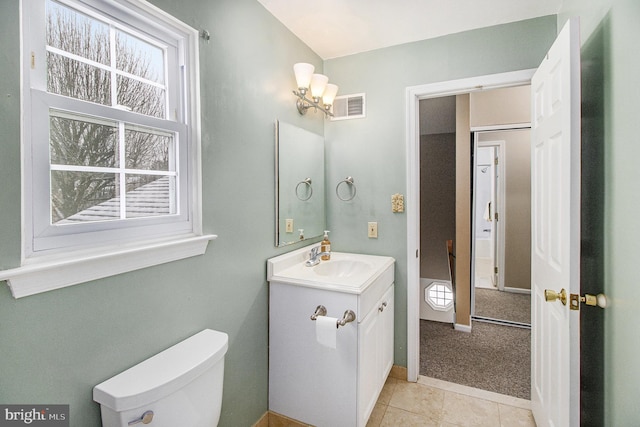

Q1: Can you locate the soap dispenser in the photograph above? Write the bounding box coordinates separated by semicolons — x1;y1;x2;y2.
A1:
320;230;331;260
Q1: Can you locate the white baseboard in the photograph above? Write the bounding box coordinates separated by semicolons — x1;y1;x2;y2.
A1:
454;323;472;333
504;287;531;295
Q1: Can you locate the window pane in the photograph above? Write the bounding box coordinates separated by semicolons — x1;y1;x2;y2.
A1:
117;75;165;118
116;30;164;84
125;127;172;171
51;171;118;224
46;0;110;65
47;52;111;105
426;282;453;310
50;114;118;167
125;175;175;218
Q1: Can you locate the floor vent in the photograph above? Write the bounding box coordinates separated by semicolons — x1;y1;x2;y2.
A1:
331;93;366;120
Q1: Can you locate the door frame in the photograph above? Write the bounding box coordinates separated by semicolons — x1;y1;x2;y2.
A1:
405;69;536;382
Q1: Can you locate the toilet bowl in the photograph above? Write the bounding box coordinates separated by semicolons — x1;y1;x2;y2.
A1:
93;329;228;427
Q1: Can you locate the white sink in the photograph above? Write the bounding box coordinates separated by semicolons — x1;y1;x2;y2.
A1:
267;245;395;294
313;259;372;278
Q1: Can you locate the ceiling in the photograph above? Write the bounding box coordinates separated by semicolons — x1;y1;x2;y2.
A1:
256;0;562;59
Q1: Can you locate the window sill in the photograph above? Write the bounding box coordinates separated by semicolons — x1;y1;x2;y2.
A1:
0;234;217;298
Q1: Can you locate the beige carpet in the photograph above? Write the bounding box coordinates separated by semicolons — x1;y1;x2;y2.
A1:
474;288;531;324
420;319;530;399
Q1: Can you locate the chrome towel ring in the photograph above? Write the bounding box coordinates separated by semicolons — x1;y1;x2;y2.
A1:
336;176;357;201
295;178;313;201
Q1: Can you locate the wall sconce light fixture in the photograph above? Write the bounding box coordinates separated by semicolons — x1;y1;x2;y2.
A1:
293;63;339;117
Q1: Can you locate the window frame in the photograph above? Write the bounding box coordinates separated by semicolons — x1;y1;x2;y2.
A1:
0;0;215;298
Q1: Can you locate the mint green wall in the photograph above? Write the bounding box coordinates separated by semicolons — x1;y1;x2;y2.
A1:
323;16;557;366
0;0;21;269
0;0;323;426
559;0;640;424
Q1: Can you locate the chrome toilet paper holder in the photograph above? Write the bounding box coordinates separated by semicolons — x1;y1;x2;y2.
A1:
310;305;356;328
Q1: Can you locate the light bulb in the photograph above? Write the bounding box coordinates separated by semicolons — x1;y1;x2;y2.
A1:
293;63;314;90
322;84;339;106
309;74;329;99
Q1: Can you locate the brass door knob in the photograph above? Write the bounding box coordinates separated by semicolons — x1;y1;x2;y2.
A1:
544;288;567;305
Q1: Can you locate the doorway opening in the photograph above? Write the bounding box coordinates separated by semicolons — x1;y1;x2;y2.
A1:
406;69;536;389
416;88;532;398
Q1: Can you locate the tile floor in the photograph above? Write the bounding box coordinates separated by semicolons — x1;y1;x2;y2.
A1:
367;376;536;427
262;374;536;427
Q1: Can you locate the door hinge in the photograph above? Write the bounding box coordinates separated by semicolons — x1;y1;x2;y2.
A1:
494;212;499;221
494;157;499;165
416;249;419;258
570;293;608;310
494;266;498;274
31;52;35;69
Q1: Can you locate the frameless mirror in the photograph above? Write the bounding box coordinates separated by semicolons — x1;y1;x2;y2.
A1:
275;120;325;246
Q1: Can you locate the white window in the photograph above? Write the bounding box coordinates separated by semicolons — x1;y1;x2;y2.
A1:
1;0;215;298
425;282;454;311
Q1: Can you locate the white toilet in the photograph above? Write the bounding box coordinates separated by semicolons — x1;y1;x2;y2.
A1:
93;329;228;427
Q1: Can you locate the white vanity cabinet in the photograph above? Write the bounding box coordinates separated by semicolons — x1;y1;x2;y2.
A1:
267;246;395;427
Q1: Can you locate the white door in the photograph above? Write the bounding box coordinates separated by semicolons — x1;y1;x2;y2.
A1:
530;17;581;427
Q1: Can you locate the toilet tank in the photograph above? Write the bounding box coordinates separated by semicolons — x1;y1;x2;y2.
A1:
93;329;228;427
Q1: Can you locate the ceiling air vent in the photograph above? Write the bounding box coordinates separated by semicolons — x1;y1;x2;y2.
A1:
331;93;366;121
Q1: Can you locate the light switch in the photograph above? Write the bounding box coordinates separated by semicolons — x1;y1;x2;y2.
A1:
368;222;378;238
285;219;293;233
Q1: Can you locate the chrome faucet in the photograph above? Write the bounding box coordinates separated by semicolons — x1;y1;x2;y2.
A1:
305;246;331;267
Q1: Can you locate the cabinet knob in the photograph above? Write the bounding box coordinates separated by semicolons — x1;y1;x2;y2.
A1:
378;302;388;312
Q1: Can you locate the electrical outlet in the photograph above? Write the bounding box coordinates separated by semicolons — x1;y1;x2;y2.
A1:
285;219;293;233
368;222;378;238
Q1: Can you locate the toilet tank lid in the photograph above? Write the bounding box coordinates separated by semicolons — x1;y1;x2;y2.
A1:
93;329;228;412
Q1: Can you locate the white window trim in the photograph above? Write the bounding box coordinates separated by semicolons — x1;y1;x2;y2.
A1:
0;235;215;298
3;0;215;299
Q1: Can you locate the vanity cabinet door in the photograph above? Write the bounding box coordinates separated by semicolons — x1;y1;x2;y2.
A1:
357;283;394;427
357;302;380;427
